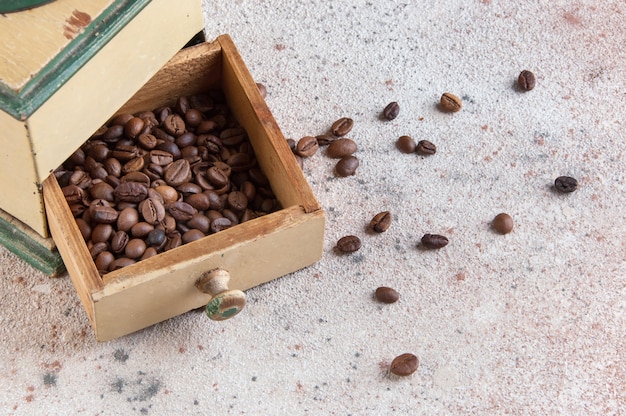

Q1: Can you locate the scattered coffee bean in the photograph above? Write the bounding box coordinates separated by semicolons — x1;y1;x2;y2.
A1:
375;286;399;303
382;101;400;120
518;70;536;91
492;213;514;234
416;140;436;156
390;353;419;376
439;92;462;112
554;176;578;193
369;211;392;233
315;134;336;147
336;235;361;253
296;136;319;157
326;138;357;158
396;135;416;153
331;117;354;137
335;155;359;177
421;233;449;249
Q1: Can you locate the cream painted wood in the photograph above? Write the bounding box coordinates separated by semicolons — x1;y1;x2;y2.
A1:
0;0;113;90
0;110;47;235
28;0;203;185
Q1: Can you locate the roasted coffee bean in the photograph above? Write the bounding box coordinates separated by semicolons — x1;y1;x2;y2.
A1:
145;228;166;249
116;207;139;232
326;138;357;158
390;353;419;376
104;158;122;177
227;191;248;212
335;155;359;177
110;231;130;253
89;241;109;259
331;117;354;137
440;92;462;112
396;135;416;153
62;185;84;204
222;208;239;226
108;257;136;271
205;166;230;188
296;136;319;157
89;182;115;201
175;132;196;148
421;233;449;249
91;223;114;243
182;229;205;243
163;114;186;136
95;251;115;272
114;182;148;203
185;192;210;211
286;138;296;152
167;201;196;221
155;185;179;204
492;213;514;234
141;247;158;260
210;217;232;233
554;176;578;193
75;218;92;241
121;171;150;186
336;235;361;253
122;157;145;174
111;113;134;126
175;96;191;116
69;170;92;189
90;205;119;224
103;124;124;142
185;109;203;127
155;141;181;159
227;152;253;172
177;182;202;196
416;140;436;155
315;134;336;146
124;117;144;139
139;198;166;224
382;102;400;120
124;238;147;259
164;233;182;251
164;159;192;186
375;287;399;303
88;143;110;162
111;144;138;161
370;211;392;233
187;213;211;234
130;222;154;238
518;70;536;91
220;127;246;146
137;133;158;150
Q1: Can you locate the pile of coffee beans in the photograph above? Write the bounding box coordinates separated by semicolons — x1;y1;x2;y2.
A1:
56;90;280;275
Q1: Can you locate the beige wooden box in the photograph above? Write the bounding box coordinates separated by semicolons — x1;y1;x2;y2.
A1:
42;35;325;341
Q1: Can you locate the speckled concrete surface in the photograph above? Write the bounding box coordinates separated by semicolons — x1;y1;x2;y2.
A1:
1;1;625;415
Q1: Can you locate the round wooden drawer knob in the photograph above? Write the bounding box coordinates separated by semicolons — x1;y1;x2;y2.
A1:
196;269;246;321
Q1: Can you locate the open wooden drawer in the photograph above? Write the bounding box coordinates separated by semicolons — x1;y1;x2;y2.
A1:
42;35;325;341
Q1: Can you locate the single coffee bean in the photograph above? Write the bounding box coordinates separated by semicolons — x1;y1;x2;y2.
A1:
518;70;536;91
167;201;196;221
187;213;211;234
206;166;230;187
89;182;115;201
416;140;436;155
95;251;115;272
421;233;449;249
326;138;357;158
210;217;232;233
336;235;361;253
75;218;91;241
110;230;130;253
122;157;145;174
396;135;416;153
111;144;139;162
89;241;109;259
155;141;181;160
175;96;191;116
331;117;354;137
382;101;400;120
220;127;246;146
110;113;134;126
62;184;84;204
370;211;392;233
182;229;205;244
89;203;119;224
137;133;158;150
164;233;182;251
69;170;92;189
91;223;114;243
114;181;148;203
227;191;248;212
375;287;399;303
554;176;578;193
295;136;319;158
335;155;359;177
139;197;166;224
130;222;154;238
185;192;211;211
155;185;179;204
117;208;139;233
163;114;186;136
104;157;122;177
492;213;514;234
390;353;419;376
164;159;192;187
141;247;158;260
145;228;167;249
124;117;144;139
108;257;136;271
125;238;147;259
175;132;196;148
440;92;462;112
184;109;204;128
315;134;336;147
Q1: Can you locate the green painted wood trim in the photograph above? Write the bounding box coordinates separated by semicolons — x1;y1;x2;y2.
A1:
0;0;55;14
0;0;151;121
0;214;65;276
